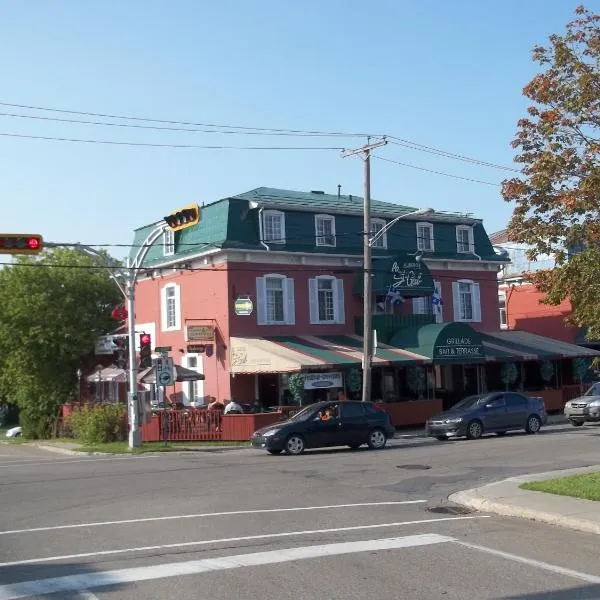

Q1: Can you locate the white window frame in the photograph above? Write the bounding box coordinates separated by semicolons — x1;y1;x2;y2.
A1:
161;283;181;331
183;354;204;406
315;214;336;247
370;218;387;249
452;279;481;323
163;229;175;256
308;275;345;324
416;222;434;252
262;210;286;244
256;274;295;325
499;291;508;329
456;225;474;253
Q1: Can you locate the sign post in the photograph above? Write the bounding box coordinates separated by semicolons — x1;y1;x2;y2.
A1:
155;356;174;446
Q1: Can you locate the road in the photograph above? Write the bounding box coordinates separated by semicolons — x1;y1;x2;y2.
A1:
1;423;600;599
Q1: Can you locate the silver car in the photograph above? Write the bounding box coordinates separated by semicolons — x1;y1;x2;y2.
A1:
564;382;600;427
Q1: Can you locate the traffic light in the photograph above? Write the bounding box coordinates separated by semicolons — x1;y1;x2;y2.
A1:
114;336;129;370
163;204;200;232
0;234;43;255
139;333;152;369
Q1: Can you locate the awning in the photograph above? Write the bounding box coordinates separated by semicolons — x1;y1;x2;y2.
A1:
229;335;429;374
86;367;127;383
390;322;486;363
139;364;205;384
354;255;435;297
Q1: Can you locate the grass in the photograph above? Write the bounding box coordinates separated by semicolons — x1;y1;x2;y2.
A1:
520;472;600;502
76;440;250;454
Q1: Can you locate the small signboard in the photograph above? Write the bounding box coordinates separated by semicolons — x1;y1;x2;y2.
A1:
187;344;206;353
234;296;254;316
156;357;174;386
186;325;215;342
303;372;343;390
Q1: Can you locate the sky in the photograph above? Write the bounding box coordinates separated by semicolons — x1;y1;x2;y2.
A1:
0;0;587;260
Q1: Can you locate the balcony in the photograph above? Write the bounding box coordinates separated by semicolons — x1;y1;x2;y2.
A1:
355;314;436;345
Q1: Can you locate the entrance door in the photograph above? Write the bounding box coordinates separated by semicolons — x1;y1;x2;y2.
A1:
258;374;279;408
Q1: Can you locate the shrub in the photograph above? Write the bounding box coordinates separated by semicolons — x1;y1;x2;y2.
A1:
66;404;127;445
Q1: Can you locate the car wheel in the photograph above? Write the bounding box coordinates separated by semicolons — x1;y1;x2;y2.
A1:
569;420;584;427
348;443;361;450
496;431;506;437
435;436;449;441
525;414;542;434
367;428;387;450
284;434;305;455
267;449;282;455
466;420;483;440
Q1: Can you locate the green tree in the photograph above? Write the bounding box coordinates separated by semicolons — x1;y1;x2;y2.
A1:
0;248;121;437
502;6;600;339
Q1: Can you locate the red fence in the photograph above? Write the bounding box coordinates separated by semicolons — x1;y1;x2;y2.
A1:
154;409;223;441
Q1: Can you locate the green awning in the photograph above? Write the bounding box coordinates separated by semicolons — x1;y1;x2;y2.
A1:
390;322;485;363
354;255;435;297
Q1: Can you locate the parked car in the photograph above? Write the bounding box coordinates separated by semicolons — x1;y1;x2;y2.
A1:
564;382;600;426
250;400;395;455
426;392;547;441
5;426;22;438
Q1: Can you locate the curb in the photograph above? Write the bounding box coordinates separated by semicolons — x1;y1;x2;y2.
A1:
29;443;249;456
449;465;600;536
31;444;83;456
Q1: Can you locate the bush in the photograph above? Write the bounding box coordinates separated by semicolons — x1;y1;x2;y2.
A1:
20;406;58;439
66;404;127;445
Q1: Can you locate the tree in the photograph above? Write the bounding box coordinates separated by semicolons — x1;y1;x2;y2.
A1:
502;6;600;338
0;248;121;437
287;373;305;406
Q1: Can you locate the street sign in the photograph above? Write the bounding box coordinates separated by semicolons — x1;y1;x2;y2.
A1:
187;344;206;353
156;357;174;386
155;346;172;355
234;296;254;316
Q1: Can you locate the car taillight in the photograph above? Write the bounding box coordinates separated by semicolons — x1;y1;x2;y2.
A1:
373;402;385;411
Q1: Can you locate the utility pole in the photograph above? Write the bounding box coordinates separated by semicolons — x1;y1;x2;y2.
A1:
342;137;387;402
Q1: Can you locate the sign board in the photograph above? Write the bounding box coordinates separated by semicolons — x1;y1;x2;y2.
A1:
155;346;172;353
234;296;254;316
303;372;343;390
94;335;127;355
185;325;215;342
187;344;206;353
434;335;484;360
155;357;174;386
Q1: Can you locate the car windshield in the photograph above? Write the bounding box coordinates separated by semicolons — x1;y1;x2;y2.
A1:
287;406;320;422
584;382;600;396
450;395;486;411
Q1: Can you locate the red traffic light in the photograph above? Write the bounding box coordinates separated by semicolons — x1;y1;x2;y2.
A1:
140;334;151;346
27;237;40;250
0;234;43;255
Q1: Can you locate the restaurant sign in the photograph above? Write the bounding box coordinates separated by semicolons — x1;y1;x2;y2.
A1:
433;334;484;361
303;372;343;390
361;255;435;296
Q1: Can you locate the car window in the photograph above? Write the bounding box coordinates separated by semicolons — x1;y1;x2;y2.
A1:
505;393;527;408
452;394;486;410
340;403;365;419
485;396;505;408
584;382;600;396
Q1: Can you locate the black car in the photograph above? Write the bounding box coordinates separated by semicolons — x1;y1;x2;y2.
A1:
426;392;548;441
251;400;395;455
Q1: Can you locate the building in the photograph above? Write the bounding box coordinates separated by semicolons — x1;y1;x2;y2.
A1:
129;189;597;423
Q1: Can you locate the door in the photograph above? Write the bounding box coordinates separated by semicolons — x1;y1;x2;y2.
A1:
303;403;344;448
504;393;529;428
481;395;508;430
339;402;368;445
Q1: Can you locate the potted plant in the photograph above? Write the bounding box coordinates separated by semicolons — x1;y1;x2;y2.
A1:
347;368;362;401
407;366;426;400
540;361;554;388
287;373;305;406
500;363;518;391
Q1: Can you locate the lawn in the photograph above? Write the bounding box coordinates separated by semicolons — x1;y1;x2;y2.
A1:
77;440;250;454
520;471;600;502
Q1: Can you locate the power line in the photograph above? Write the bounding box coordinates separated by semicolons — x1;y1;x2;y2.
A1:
374;155;502;186
0;132;344;150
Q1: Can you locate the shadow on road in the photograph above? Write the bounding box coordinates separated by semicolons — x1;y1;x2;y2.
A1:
0;561;127;599
500;584;600;599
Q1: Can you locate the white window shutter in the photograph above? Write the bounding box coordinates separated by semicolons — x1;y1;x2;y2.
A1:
285;278;295;325
174;284;181;329
452;282;461;321
434;280;443;324
308;278;318;324
473;283;482;322
335;278;345;324
160;287;167;331
256;277;267;325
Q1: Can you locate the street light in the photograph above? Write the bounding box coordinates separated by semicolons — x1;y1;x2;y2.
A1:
362;207;435;403
76;368;82;403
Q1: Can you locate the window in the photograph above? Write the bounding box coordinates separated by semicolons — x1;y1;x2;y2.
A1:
412;296;428;315
452;280;481;322
256;275;295;325
370;219;387;249
486;396;505;408
499;292;507;328
161;284;181;331
341;403;365;419
263;210;285;244
185;355;204;405
308;276;345;324
315;215;336;247
163;229;175;256
505;393;527;408
416;222;434;252
456;226;474;253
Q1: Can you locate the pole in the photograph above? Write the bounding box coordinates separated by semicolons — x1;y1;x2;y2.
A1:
126;272;140;448
362;151;373;403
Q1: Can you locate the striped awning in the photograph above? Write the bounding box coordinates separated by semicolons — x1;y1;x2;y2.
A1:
229;334;428;374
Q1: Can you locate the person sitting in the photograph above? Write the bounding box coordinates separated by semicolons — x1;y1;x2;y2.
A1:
224;398;243;415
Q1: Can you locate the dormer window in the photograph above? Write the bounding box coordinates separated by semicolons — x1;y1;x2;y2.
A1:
416;222;434;252
315;214;336;247
163;229;175;256
456;226;474;253
370;219;387;249
262;210;285;244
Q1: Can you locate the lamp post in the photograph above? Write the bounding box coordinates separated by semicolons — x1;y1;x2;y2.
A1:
76;368;82;403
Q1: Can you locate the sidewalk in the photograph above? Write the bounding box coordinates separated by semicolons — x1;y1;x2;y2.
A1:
29;441;247;456
450;465;600;535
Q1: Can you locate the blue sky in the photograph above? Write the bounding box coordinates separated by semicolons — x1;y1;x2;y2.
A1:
0;1;583;259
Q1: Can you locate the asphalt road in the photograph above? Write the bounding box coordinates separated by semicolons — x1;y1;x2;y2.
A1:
2;423;600;599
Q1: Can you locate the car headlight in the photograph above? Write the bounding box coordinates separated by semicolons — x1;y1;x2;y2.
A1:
262;429;280;437
589;400;600;408
445;417;463;424
564;401;572;408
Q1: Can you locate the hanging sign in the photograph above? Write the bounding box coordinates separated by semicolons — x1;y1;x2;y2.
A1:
234;296;254;316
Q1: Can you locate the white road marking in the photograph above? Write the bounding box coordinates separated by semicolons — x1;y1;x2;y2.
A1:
458;541;600;584
0;533;453;600
0;515;487;567
0;500;427;536
77;592;99;600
